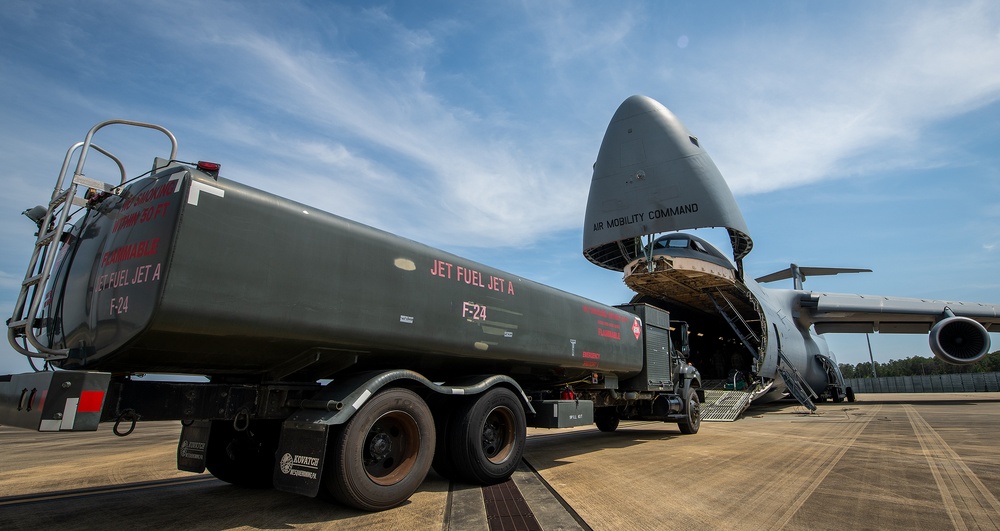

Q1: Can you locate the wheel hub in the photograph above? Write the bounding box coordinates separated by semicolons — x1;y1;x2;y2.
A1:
482;423;500;455
481;407;515;462
368;431;392;461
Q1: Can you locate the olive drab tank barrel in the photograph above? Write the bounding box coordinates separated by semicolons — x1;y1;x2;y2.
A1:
35;163;645;382
582;95;753;271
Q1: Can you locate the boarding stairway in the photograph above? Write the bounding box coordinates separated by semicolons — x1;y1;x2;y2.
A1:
7;120;177;360
708;289;760;362
698;289;762;421
776;350;817;411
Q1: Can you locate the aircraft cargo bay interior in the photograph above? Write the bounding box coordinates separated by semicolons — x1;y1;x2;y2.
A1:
622;233;767;407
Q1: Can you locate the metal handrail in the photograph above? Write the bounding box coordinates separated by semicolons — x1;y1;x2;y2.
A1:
8;120;178;361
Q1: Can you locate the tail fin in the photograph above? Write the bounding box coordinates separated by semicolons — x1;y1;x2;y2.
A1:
755;264;872;290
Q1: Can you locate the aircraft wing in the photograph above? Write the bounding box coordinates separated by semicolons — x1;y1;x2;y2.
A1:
800;292;1000;334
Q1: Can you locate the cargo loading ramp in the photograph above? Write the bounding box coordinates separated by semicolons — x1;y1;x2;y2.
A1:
623;256;756;316
699;387;754;422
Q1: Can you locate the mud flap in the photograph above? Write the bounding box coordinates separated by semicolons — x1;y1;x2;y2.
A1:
177;420;211;473
272;420;330;497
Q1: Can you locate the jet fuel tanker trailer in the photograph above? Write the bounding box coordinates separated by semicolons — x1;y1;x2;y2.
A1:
1;119;702;510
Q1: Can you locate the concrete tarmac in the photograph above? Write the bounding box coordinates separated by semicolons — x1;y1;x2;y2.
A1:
1;393;999;530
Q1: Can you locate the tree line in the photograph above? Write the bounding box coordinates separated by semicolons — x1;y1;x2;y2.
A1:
839;350;1000;379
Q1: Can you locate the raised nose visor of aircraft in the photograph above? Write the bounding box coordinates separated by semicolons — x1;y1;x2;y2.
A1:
583;95;753;271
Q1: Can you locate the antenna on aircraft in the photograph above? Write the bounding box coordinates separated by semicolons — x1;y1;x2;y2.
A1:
755;264;872;290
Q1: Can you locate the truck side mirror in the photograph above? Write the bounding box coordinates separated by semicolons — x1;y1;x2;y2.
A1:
679;322;691;358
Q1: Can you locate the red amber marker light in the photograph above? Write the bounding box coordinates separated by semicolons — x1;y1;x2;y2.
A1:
197;161;221;172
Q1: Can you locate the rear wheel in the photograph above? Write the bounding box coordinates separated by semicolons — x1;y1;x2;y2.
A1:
845;387;856;403
448;387;526;484
205;419;281;488
678;388;701;434
324;388;435;511
429;396;457;480
831;388;843;403
595;410;619;432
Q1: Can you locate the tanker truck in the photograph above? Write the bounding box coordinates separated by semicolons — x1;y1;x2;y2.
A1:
1;120;702;511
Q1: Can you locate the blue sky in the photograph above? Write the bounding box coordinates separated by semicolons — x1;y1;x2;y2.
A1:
1;0;998;375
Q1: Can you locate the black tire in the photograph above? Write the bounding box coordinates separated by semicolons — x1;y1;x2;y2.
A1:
205;419;282;488
845;387;856;403
678;388;701;434
595;411;619;432
324;388;435;511
831;388;843;403
448;387;526;484
429;396;457;480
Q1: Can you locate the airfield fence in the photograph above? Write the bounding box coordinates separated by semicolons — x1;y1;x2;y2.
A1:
845;372;1000;393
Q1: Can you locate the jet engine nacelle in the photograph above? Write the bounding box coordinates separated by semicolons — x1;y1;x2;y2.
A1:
928;316;992;365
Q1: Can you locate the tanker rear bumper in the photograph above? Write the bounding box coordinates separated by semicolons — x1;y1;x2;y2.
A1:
0;371;111;431
0;370;319;432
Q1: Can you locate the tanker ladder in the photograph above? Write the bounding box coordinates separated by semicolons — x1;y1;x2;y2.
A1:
7;120;177;360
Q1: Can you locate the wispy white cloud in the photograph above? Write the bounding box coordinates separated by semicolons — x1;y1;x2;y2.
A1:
695;1;1000;194
523;1;640;66
95;2;587;248
0;1;998;371
3;1;1000;249
0;270;22;291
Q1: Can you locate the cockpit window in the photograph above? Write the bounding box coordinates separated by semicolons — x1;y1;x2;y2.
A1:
651;237;693;250
647;233;735;270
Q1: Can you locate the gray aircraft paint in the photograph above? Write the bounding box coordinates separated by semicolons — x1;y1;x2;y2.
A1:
582;95;999;406
583;95;752;271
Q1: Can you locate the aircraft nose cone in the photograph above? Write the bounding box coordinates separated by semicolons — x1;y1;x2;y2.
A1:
603;95;702;164
611;95;670;122
582;95;754;268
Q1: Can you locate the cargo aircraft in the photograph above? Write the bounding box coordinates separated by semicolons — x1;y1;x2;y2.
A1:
582;95;1000;413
